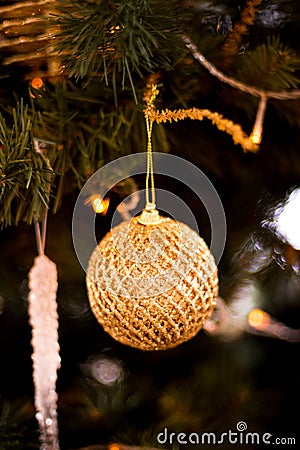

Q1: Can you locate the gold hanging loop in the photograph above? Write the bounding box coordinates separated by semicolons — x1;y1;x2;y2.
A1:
145;116;156;209
138;85;161;225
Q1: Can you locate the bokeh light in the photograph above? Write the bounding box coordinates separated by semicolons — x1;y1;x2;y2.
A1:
82;355;124;386
275;187;300;250
30;78;44;89
248;308;270;330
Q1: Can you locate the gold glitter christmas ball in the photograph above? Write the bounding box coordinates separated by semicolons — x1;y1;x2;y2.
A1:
86;212;218;351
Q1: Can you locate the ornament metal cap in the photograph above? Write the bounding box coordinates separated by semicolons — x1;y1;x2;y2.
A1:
138;203;161;225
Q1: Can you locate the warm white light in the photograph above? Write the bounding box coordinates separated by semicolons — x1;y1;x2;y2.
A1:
275;188;300;250
86;194;110;214
250;131;262;145
93;197;105;213
248;308;270;330
45;418;53;426
250;95;267;146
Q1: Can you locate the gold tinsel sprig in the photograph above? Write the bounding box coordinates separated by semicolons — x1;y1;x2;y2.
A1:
143;86;258;153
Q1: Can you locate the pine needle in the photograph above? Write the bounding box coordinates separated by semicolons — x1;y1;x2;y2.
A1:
0;103;54;227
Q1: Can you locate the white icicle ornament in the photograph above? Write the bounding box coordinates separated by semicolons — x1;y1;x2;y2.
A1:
28;254;60;450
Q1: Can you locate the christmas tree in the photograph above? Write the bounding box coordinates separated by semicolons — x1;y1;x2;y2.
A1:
0;1;300;449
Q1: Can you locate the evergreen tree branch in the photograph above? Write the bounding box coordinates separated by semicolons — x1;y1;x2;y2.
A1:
184;36;300;99
0;102;54;227
53;0;186;97
235;36;300;90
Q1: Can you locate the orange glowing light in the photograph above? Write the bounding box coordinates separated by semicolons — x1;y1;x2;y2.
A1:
89;195;110;214
31;78;44;89
109;25;122;34
248;308;270;330
109;444;120;450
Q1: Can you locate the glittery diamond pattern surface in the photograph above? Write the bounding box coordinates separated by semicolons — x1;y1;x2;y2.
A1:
86;216;218;351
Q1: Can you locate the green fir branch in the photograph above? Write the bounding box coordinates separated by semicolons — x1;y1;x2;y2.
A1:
0;102;54;227
29;80;169;192
233;35;300;90
53;0;186;96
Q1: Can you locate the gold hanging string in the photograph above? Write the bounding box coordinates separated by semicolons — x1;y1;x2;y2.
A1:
145;116;156;210
138;85;161;225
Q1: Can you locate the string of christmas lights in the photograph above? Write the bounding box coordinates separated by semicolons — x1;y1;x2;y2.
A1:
183;36;300;101
183;36;300;146
204;297;300;343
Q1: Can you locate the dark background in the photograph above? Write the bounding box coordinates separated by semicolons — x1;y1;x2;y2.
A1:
1;0;300;449
1;118;300;449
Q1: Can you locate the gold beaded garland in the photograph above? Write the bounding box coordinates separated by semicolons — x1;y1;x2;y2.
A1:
86;213;218;351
